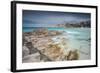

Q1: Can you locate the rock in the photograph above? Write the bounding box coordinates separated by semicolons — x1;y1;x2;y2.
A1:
66;50;79;60
23;32;32;36
22;46;30;57
40;55;52;62
22;52;40;63
44;44;64;61
31;28;62;37
22;28;79;62
48;30;62;36
25;42;38;54
33;28;49;37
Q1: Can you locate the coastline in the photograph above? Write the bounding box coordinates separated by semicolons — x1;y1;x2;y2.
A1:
22;28;90;63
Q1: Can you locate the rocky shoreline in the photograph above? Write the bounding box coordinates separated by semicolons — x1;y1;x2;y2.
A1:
22;28;79;63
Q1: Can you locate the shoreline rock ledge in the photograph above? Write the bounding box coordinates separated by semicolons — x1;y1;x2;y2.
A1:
22;28;79;63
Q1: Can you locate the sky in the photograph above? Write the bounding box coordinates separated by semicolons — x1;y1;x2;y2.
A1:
23;10;90;27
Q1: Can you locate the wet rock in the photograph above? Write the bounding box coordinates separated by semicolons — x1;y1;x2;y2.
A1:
22;46;30;57
49;30;62;36
23;32;32;36
33;28;49;37
25;42;38;54
66;50;79;60
22;52;40;63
